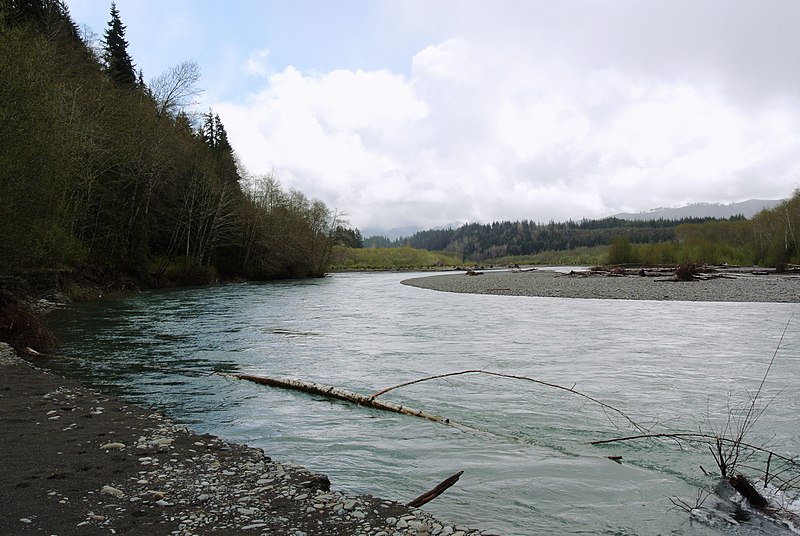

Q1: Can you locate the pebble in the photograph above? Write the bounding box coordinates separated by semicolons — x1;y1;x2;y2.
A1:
403;269;800;303
1;353;484;536
100;485;124;498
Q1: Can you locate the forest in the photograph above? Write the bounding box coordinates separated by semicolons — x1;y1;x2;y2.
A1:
364;216;735;261
363;194;800;268
2;0;799;292
0;0;342;288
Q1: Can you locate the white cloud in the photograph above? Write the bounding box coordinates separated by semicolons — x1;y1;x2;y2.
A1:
245;49;272;78
215;8;800;232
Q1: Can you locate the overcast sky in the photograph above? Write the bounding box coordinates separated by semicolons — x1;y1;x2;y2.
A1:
67;1;800;233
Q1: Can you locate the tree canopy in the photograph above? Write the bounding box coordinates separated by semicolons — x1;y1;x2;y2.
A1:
0;2;344;284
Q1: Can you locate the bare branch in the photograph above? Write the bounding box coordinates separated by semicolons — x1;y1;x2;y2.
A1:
371;369;648;434
149;60;202;117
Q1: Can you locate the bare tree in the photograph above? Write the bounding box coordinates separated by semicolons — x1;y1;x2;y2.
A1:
149;60;202;117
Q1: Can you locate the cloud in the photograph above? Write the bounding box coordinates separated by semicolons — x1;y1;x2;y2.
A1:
245;49;272;78
215;3;800;232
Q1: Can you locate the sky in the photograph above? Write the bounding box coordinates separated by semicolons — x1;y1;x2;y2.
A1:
66;0;800;234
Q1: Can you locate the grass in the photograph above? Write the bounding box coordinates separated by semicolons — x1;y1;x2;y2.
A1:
328;246;463;271
489;246;608;267
328;245;609;271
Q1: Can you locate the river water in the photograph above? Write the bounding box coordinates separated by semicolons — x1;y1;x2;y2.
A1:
46;271;800;535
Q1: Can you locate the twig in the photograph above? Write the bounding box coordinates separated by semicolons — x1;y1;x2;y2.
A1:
591;432;797;465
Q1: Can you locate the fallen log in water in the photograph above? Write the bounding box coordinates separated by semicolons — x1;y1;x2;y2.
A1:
232;374;453;425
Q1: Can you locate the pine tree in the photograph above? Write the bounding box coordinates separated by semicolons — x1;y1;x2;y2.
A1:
102;2;135;85
201;110;240;183
201;109;216;147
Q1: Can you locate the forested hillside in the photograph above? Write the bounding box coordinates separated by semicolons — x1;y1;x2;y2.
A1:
364;193;800;268
0;1;340;286
366;217;741;261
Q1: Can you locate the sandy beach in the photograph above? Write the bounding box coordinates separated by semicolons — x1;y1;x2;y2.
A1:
402;268;800;303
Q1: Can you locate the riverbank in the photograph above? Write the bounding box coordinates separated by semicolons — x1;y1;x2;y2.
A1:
402;268;800;302
0;344;486;536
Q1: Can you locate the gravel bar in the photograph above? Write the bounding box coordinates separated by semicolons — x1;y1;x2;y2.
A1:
402;269;800;303
0;343;490;536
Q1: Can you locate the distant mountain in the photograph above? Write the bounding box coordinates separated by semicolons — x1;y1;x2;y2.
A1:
614;199;783;221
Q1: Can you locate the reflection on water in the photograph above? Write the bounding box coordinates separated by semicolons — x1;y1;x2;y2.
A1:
47;272;800;535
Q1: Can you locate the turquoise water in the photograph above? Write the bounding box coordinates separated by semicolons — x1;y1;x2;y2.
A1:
47;272;800;534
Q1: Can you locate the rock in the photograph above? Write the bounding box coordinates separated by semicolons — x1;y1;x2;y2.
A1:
100;485;124;498
99;442;125;450
19;518;32;524
155;499;173;507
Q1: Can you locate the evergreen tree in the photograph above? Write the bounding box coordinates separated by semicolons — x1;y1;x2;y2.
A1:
201;109;216;147
102;2;135;85
201;110;240;183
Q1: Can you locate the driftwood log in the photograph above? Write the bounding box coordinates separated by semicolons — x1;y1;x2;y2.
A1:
232;374;453;425
407;470;464;508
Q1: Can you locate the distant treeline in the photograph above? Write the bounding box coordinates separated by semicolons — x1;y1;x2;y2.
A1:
619;192;800;267
363;192;800;267
0;1;343;286
365;216;746;262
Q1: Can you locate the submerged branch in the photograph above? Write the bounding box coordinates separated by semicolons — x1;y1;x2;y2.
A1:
371;369;648;434
591;432;797;466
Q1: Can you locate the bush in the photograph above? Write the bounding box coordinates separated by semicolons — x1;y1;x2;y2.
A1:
606;237;636;264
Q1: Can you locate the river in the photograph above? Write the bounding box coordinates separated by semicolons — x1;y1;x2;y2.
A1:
46;271;800;535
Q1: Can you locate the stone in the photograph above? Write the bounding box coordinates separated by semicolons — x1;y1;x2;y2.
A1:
100;485;124;498
100;442;126;450
241;523;267;530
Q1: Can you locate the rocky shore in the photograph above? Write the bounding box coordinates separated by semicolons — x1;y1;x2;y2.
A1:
402;268;800;302
0;344;487;536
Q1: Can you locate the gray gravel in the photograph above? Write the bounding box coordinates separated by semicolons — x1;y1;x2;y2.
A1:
1;343;492;536
402;269;800;303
